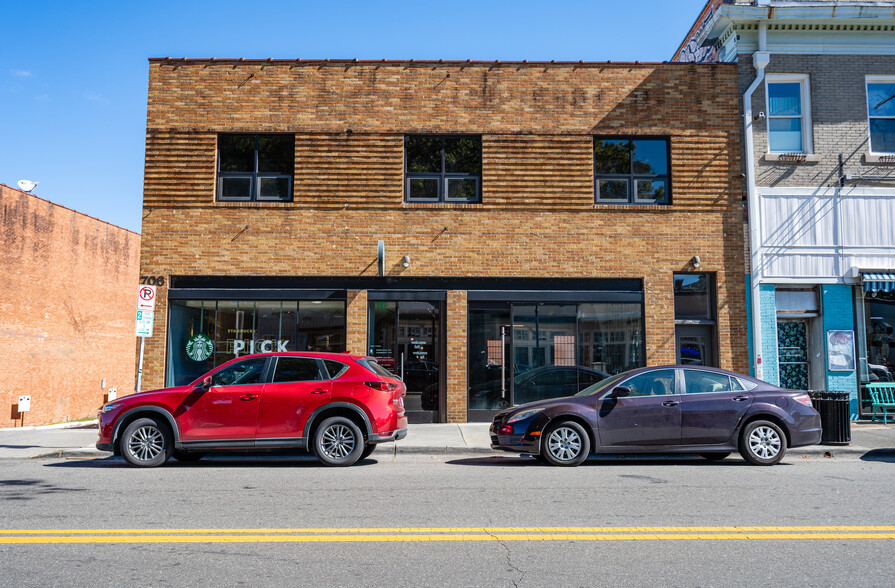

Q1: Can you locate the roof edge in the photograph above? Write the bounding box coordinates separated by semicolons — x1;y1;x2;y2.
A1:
147;57;735;67
0;183;141;237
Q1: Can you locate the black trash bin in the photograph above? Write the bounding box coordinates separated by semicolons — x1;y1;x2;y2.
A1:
806;391;851;445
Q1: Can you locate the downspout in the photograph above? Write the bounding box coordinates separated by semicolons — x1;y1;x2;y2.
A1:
745;20;770;379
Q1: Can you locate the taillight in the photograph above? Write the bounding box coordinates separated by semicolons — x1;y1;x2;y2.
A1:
498;424;514;435
794;394;813;406
365;381;397;391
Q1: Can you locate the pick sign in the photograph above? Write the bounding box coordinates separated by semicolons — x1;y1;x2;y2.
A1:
137;285;156;311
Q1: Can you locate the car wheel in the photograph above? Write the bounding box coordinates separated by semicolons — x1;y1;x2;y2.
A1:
739;420;787;466
360;443;376;460
120;417;172;468
172;450;205;462
700;452;731;461
542;421;590;467
314;417;364;467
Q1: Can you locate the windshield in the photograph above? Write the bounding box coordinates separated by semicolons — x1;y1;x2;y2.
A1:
574;372;629;397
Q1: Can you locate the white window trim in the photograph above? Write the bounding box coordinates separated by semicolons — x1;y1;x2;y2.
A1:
765;74;813;155
866;75;895;155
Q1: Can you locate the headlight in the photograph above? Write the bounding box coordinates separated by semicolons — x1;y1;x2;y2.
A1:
507;408;544;423
102;402;123;413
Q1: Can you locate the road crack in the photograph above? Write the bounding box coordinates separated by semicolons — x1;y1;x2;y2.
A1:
485;518;526;587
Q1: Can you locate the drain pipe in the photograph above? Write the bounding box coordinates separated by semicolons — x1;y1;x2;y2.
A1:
745;20;770;380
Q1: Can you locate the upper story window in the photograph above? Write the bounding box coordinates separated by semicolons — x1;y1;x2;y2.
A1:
405;135;481;203
594;137;670;205
217;134;294;202
867;76;895;154
766;75;812;154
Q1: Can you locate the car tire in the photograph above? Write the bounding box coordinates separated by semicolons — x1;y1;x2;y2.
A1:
541;420;590;467
700;452;731;461
360;443;376;460
120;417;172;468
738;420;787;466
172;450;205;462
314;417;364;467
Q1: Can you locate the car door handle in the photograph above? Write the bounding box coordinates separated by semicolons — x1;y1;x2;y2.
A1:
732;396;750;402
662;400;681;407
239;394;258;401
310;389;327;395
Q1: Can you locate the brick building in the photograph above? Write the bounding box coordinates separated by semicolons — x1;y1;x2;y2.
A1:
0;183;141;427
675;1;895;417
140;57;747;423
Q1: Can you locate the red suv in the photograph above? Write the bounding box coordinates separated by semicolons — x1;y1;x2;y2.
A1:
97;353;407;467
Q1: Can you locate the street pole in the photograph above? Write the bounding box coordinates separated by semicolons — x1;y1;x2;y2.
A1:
500;326;506;400
136;336;145;392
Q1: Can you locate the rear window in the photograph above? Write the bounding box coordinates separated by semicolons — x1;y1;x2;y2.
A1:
357;358;397;379
323;360;349;379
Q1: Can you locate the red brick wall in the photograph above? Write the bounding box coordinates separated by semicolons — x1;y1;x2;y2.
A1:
140;60;747;419
0;184;141;427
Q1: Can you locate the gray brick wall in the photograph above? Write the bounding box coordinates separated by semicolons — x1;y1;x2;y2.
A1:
737;54;895;188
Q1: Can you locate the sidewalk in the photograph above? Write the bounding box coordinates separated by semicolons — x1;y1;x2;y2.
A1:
1;421;893;460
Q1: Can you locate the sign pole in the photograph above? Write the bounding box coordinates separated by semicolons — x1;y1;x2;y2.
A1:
136;336;145;392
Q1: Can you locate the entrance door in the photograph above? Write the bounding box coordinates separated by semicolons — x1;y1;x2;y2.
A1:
675;325;715;367
369;300;443;423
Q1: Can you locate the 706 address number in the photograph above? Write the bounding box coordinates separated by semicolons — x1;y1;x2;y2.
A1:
140;276;166;287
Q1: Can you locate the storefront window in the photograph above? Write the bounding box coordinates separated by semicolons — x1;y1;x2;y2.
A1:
467;301;644;410
166;300;346;387
863;292;895;380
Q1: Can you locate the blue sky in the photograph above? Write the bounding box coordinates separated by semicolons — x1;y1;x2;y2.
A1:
1;0;706;233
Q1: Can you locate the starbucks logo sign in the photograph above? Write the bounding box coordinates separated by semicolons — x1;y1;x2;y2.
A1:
186;334;214;361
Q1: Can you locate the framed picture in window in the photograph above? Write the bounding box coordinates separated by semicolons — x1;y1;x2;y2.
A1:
826;330;856;372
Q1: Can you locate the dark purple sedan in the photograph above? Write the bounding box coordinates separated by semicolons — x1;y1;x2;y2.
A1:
490;365;822;466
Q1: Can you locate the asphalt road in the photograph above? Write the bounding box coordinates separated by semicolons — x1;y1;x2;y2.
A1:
1;452;894;587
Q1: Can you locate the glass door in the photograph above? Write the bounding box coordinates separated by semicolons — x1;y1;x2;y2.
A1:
368;300;442;423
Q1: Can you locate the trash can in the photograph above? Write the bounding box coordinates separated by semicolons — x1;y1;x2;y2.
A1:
806;391;851;445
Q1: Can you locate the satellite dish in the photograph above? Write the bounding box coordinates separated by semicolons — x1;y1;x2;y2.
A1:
17;180;38;193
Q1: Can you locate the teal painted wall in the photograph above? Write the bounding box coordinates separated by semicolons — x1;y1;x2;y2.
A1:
821;284;859;418
758;283;779;386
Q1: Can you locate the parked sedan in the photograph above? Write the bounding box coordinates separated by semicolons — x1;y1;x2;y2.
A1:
97;352;407;468
490;365;822;466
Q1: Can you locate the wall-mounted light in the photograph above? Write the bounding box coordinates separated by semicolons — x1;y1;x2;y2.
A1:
402;255;411;268
691;255;701;269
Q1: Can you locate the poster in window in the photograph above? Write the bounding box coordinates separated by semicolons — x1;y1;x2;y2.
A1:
826;330;856;372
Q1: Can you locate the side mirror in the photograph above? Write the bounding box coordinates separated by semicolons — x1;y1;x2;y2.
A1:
201;376;212;391
608;386;631;398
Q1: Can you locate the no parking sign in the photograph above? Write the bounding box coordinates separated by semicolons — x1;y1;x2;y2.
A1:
137;285;156;311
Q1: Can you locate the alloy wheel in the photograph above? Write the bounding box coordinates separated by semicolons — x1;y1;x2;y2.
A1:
320;424;356;459
547;426;583;461
127;425;165;462
748;425;782;460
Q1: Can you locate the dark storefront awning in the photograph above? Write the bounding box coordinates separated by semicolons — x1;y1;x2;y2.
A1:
863;273;895;293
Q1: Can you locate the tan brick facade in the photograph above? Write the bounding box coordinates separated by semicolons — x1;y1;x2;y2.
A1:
140;59;747;421
0;184;140;427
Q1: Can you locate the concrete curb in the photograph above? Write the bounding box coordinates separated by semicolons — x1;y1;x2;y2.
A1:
1;419;98;432
30;444;893;461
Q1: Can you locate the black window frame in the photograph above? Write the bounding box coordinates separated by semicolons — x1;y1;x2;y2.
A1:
404;135;482;203
593;136;671;205
217;133;295;203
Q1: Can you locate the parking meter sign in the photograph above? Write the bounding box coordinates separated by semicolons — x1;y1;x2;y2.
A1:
136;310;154;337
137;285;156;311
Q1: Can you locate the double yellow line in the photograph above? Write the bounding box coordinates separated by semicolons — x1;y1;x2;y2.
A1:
1;526;893;544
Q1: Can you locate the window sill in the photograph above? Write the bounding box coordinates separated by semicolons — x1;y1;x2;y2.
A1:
215;200;295;206
865;153;895;164
403;202;483;209
592;203;672;211
764;152;820;163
